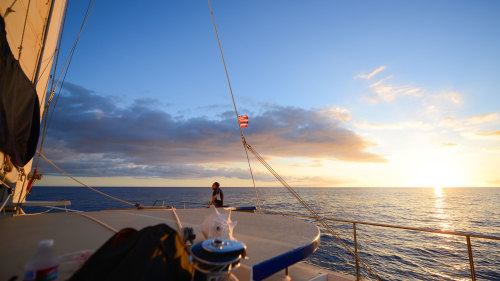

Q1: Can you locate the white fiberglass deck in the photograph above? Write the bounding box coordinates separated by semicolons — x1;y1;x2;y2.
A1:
0;208;324;281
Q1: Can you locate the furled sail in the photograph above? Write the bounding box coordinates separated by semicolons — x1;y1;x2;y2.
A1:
0;0;67;205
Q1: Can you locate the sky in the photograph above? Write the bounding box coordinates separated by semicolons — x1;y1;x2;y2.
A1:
37;0;500;188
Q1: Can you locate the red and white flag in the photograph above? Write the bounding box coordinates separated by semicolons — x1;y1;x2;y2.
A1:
238;115;248;128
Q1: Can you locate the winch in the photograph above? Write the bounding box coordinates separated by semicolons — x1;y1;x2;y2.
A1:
190;239;247;281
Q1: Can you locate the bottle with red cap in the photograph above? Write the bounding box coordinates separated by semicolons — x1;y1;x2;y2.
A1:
23;239;59;281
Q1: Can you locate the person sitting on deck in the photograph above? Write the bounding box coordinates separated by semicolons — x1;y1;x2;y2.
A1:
210;182;224;207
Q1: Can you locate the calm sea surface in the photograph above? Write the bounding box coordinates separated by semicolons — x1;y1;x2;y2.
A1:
26;186;500;280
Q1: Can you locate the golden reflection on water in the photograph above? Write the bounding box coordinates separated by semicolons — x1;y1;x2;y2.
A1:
433;187;454;237
433;187;469;277
434;186;443;197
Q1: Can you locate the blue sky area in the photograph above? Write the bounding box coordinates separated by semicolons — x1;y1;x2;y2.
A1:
38;0;500;187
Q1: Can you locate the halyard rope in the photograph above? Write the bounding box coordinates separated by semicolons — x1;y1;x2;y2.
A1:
207;2;381;279
207;0;261;211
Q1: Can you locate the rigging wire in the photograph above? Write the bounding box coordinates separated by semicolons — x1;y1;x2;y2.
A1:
38;151;141;209
48;0;96;101
16;0;140;212
33;0;56;85
35;0;95;173
2;0;18;18
245;142;382;280
207;0;261;211
16;0;31;61
207;2;381;279
34;0;71;172
29;0;95;205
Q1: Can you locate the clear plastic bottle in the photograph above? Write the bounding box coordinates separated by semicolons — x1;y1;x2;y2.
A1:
23;240;59;281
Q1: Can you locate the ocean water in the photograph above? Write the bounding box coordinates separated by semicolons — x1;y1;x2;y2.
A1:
25;186;500;281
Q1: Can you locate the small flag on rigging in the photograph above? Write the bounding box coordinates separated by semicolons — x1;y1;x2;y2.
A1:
238;115;248;128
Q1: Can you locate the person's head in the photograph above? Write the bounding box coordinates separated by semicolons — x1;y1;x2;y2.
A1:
212;182;220;190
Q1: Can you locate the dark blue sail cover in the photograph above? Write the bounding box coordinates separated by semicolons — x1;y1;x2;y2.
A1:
0;15;40;167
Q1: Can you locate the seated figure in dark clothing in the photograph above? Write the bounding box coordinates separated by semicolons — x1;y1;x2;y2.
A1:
210;182;224;207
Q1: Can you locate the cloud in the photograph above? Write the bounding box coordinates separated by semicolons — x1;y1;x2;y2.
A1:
485;179;500;185
438;113;500;142
244;107;386;163
440;142;459;148
357;68;465;106
318;105;352;123
438;91;462;105
355;120;433;130
440;113;499;131
360;74;421;103
466;113;499;125
460;130;500;140
484;147;500;153
355;66;386;80
311;160;323;167
38;83;386;179
422;91;464;110
474;131;500;138
285;175;354;187
369;78;420;103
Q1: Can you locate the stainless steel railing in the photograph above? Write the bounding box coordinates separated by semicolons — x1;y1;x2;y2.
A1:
153;200;207;209
259;209;500;281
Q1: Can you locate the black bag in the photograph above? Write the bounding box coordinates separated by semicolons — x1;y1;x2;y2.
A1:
68;224;193;281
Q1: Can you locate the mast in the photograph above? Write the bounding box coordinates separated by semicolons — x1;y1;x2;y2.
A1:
0;0;67;211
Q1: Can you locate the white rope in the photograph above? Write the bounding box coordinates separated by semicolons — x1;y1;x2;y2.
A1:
38;151;139;208
18;209;52;216
74;212;118;233
171;208;183;233
0;192;12;213
16;205;118;233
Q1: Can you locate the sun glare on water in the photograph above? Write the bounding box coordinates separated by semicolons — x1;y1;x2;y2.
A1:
434;186;443;197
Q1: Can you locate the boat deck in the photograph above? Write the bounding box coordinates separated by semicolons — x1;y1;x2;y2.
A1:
0;208;348;281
